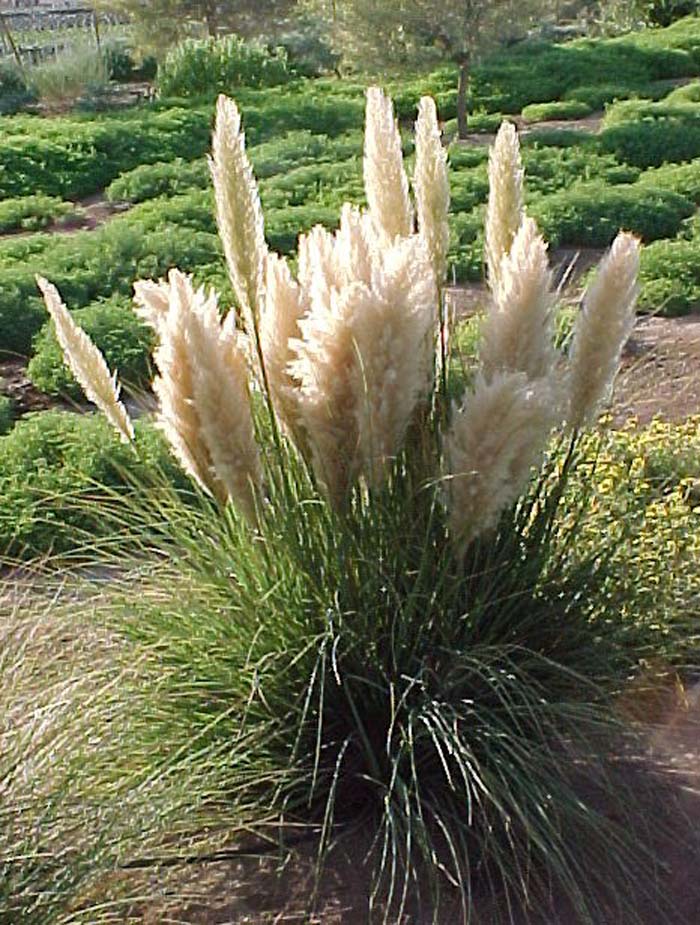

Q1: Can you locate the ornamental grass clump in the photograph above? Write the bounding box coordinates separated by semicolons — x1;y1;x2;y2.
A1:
33;92;690;923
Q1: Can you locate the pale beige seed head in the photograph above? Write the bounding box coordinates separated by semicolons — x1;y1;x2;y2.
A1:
480;216;557;384
210;94;267;342
186;282;261;523
566;232;640;430
262;252;307;442
350;235;437;486
445;371;556;550
36;277;134;444
289;227;437;501
151;271;261;520
151;270;216;495
289;282;363;507
364;86;414;243
414;96;451;285
132;278;170;333
485;121;524;294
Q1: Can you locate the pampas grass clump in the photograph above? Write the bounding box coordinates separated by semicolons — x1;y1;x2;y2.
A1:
30;91;688;924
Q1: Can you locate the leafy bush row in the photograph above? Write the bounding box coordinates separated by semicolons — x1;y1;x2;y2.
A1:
0;195;77;234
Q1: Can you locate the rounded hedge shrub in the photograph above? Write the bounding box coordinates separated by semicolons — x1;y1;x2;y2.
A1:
28;297;154;400
0;410;189;558
106;159;210;204
521;100;592;123
530;181;694;247
638;237;700;314
156;36;291;99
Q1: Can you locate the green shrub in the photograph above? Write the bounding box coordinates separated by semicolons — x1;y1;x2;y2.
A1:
102;38;135;81
156;35;291;98
601;98;700;166
638;236;700;314
0;195;76;234
0;411;188;558
0;59;34;115
106;159;210;203
448;210;484;282
0;395;14;436
636;157;700;202
448;144;490;170
530;181;694;247
260;158;363;210
564;83;636;110
0;198;221;356
250;130;362;178
450;166;489;212
0;108;212;200
521;99;593;123
28;297;154;400
664;79;700;102
522;127;598;148
522;146;640;196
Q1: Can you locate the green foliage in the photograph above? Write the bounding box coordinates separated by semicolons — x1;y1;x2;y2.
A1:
0;411;188;558
0;198;220;356
26;41;110;108
663;79;700;102
0;195;76;233
530;181;694;247
106;158;210;203
522;146;641;195
0;395;14;436
521;99;593;122
0;108;212;200
636;157;700;202
601;98;700;166
564;82;637;110
638;235;700;313
0;60;35;115
28;296;154;400
156;35;291;99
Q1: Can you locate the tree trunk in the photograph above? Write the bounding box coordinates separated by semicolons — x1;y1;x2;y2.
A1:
457;60;470;140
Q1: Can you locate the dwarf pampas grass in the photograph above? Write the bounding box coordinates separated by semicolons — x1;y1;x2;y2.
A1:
566;232;640;430
37;276;134;444
485;121;524;294
445;372;556;549
414;96;450;285
210;94;267;341
480;217;557;383
364;86;413;243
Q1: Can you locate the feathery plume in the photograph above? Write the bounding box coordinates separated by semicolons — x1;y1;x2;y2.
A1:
152;270;261;520
485;122;524;294
364;86;413;243
133;278;170;332
262;252;307;440
36;276;134;444
151;271;216;495
479;217;557;383
289;232;436;503
566;232;640;430
210;94;267;341
187;289;261;523
414;96;451;285
445;372;556;550
350;236;436;485
290;283;362;507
